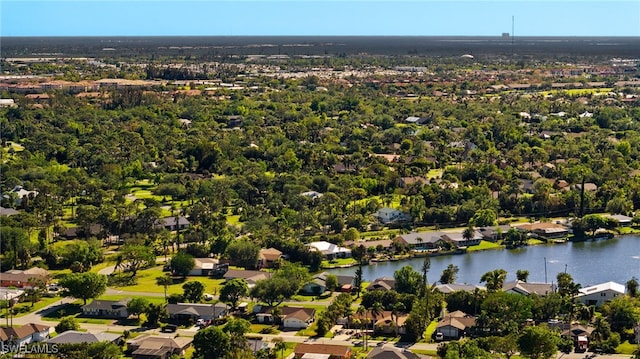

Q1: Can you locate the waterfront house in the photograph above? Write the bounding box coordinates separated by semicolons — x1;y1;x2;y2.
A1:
576;281;626;307
81;298;130;318
435;283;486;294
300;191;323;200
294;343;351;359
435;311;476;340
394;231;445;250
477;225;511;241
0;323;50;350
126;334;192;359
606;214;633;227
516;222;569;239
307;241;352;259
441;232;482;248
503;280;555;296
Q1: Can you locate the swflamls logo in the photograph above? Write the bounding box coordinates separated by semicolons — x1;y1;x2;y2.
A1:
0;343;59;354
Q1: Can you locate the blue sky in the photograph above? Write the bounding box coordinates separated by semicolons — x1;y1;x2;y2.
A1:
2;1;639;37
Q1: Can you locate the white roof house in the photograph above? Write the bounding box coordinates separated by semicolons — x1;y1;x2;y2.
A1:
373;207;412;224
307;241;351;259
576;281;626;307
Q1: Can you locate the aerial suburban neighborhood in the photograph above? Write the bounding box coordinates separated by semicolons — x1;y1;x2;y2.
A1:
1;29;640;359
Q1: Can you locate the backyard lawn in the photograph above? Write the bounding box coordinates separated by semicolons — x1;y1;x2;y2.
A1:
110;266;225;296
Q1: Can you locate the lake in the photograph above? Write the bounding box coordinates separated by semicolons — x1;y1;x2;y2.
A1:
328;235;640;287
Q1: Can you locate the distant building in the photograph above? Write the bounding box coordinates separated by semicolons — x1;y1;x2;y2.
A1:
372;208;412;225
576;281;625;307
307;241;351;259
0;267;50;288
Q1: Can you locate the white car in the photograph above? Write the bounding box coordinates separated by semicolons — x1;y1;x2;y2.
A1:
203;293;214;301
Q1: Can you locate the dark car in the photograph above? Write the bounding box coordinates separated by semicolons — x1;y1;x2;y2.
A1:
162;324;178;333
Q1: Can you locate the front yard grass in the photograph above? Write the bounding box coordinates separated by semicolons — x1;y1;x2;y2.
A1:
41;301;112;324
321;258;357;268
1;296;62;318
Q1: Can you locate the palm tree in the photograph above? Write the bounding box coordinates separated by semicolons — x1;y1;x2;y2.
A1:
156;275;172;302
480;269;507;292
272;337;286;359
392;302;406;337
463;225;475;243
356;306;367;348
369;302;384;349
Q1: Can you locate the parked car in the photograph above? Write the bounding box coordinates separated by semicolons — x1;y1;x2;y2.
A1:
203;293;214;301
162;324;178;333
435;332;444;342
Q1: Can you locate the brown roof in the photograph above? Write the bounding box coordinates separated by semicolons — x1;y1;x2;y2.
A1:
516;222;566;231
294;343;350;357
0;323;49;341
259;248;283;261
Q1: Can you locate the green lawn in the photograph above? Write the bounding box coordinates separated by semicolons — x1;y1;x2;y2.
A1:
467;240;503;252
1;296;62;318
111;265;224;295
616;340;638;355
227;215;242;225
321;258;357;268
423;319;438;343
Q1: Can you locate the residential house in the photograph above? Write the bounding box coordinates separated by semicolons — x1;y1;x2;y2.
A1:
576;281;626;307
503;280;555;296
435;311;476;340
574;183;598;192
477;225;511;241
166;302;229;323
606;214;633;227
300;277;327;295
0;207;19;216
47;331;121;345
155;216;190;231
0;288;24;304
258;248;283;269
516;222;569;239
9;186;38;205
82;298;130;318
441;231;482;248
403;116;430;125
61;224;103;239
294;343;351;359
301;272;354;294
373;208;412;225
394;231;445;251
0;267;49;288
300;191;323;200
367;346;422;359
366;277;396;291
282;307;316;329
0;323;50;351
223;269;271;287
254;306;315;329
189;258;221;276
374;313;409;335
435;284;486;295
399;176;429;188
307;241;351;259
126;334;193;359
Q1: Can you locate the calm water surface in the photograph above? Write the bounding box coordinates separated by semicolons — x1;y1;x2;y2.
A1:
328;235;640;287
